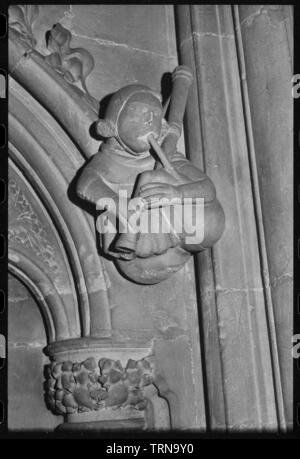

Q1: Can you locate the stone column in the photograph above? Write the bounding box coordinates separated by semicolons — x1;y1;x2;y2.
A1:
237;5;293;428
175;5;282;430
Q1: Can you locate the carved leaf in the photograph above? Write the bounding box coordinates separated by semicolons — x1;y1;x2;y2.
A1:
9;5;26;26
9;5;27;37
45;23;96;106
9;180;61;274
45;357;154;415
8;4;38;47
23;5;39;27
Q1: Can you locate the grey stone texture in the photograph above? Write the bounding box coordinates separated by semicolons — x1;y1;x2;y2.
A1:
8;274;62;430
239;5;293;428
0;74;5;98
32;5;178;102
176;4;292;430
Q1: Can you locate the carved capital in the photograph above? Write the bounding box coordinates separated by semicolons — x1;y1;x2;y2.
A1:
45;357;154;415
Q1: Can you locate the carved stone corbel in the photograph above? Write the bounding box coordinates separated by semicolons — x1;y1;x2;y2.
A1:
76;67;225;284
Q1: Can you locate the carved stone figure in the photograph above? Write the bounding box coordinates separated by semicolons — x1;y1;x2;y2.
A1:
45;23;95;100
76;66;225;284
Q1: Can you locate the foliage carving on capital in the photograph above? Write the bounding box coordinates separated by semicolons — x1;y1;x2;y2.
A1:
45;357;154;415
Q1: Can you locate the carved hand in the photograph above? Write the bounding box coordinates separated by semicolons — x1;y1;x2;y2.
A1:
139;182;183;206
96;195;138;225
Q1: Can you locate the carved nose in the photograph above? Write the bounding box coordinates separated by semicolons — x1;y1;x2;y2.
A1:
145;112;153;126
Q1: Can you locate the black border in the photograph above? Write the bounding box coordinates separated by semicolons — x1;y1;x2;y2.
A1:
0;0;8;438
294;1;300;437
1;1;299;442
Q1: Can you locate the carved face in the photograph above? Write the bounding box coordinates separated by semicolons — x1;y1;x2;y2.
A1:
117;93;163;155
47;23;71;52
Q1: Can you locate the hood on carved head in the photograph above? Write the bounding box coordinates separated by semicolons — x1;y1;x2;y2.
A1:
96;84;164;155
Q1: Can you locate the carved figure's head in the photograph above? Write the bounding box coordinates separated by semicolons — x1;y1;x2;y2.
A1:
46;23;71;53
96;84;163;155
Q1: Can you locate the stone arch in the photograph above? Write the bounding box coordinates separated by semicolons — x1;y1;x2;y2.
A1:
9;254;66;343
8;77;112;340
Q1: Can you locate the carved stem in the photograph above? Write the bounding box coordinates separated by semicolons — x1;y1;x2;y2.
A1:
160;65;193;160
147;134;181;180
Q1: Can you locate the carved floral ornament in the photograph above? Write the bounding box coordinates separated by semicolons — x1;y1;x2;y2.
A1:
8;179;61;275
44;23;95;100
45;357;154;415
9;5;39;48
9;5;96;102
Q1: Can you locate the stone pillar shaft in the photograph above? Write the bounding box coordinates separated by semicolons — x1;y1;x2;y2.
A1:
175;4;290;430
238;5;293;428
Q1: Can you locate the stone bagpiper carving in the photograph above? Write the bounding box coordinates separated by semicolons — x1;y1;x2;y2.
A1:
45;23;95;101
45;357;154;415
76;66;225;284
9;5;39;48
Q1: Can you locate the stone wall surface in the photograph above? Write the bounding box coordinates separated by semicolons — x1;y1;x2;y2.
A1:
32;5;177;104
8;274;62;430
238;5;293;428
175;4;292;430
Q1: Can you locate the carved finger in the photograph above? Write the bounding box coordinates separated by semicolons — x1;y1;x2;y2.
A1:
139;182;169;192
139;188;169;198
144;194;169;206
